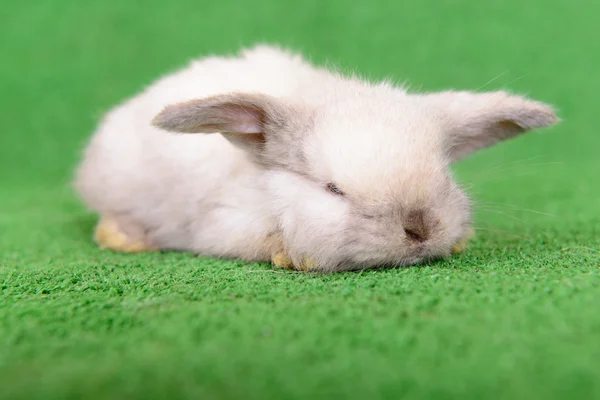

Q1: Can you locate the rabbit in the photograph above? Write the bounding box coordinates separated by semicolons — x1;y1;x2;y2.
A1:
74;44;559;272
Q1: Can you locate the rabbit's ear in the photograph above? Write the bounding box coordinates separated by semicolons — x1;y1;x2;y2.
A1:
425;90;559;161
152;92;292;134
152;92;306;156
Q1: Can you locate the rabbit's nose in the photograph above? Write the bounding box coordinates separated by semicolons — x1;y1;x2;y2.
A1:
404;227;428;243
403;209;432;243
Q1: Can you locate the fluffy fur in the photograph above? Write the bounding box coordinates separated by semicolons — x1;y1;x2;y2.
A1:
75;45;558;272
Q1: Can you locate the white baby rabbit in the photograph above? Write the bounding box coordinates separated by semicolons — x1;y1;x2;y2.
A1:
75;45;558;272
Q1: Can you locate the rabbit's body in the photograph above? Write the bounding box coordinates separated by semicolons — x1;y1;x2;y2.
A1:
76;45;558;272
76;46;319;260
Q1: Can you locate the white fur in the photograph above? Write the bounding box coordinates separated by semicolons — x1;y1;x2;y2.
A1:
75;45;558;271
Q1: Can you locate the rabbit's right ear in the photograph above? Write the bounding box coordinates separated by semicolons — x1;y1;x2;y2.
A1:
424;90;559;162
152;93;306;156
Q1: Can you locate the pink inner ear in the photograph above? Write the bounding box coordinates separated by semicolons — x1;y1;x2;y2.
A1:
223;104;265;134
495;119;526;134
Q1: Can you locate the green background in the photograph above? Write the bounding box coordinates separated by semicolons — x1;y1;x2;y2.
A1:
1;0;599;399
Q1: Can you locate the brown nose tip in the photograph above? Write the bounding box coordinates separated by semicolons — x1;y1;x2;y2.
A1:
404;209;430;243
404;227;427;243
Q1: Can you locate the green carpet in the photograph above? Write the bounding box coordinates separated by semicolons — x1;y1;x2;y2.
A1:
1;1;599;399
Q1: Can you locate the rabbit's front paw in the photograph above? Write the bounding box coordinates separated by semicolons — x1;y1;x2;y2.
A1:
451;228;475;254
267;231;297;270
271;251;294;269
267;231;319;271
271;252;319;272
267;231;294;270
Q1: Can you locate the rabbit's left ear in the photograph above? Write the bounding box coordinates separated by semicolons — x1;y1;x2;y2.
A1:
151;92;310;159
152;92;290;135
425;90;559;161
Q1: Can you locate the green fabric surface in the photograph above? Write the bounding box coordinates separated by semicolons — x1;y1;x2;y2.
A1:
1;0;599;399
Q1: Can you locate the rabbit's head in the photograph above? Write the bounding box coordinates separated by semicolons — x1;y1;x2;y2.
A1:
153;83;558;271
